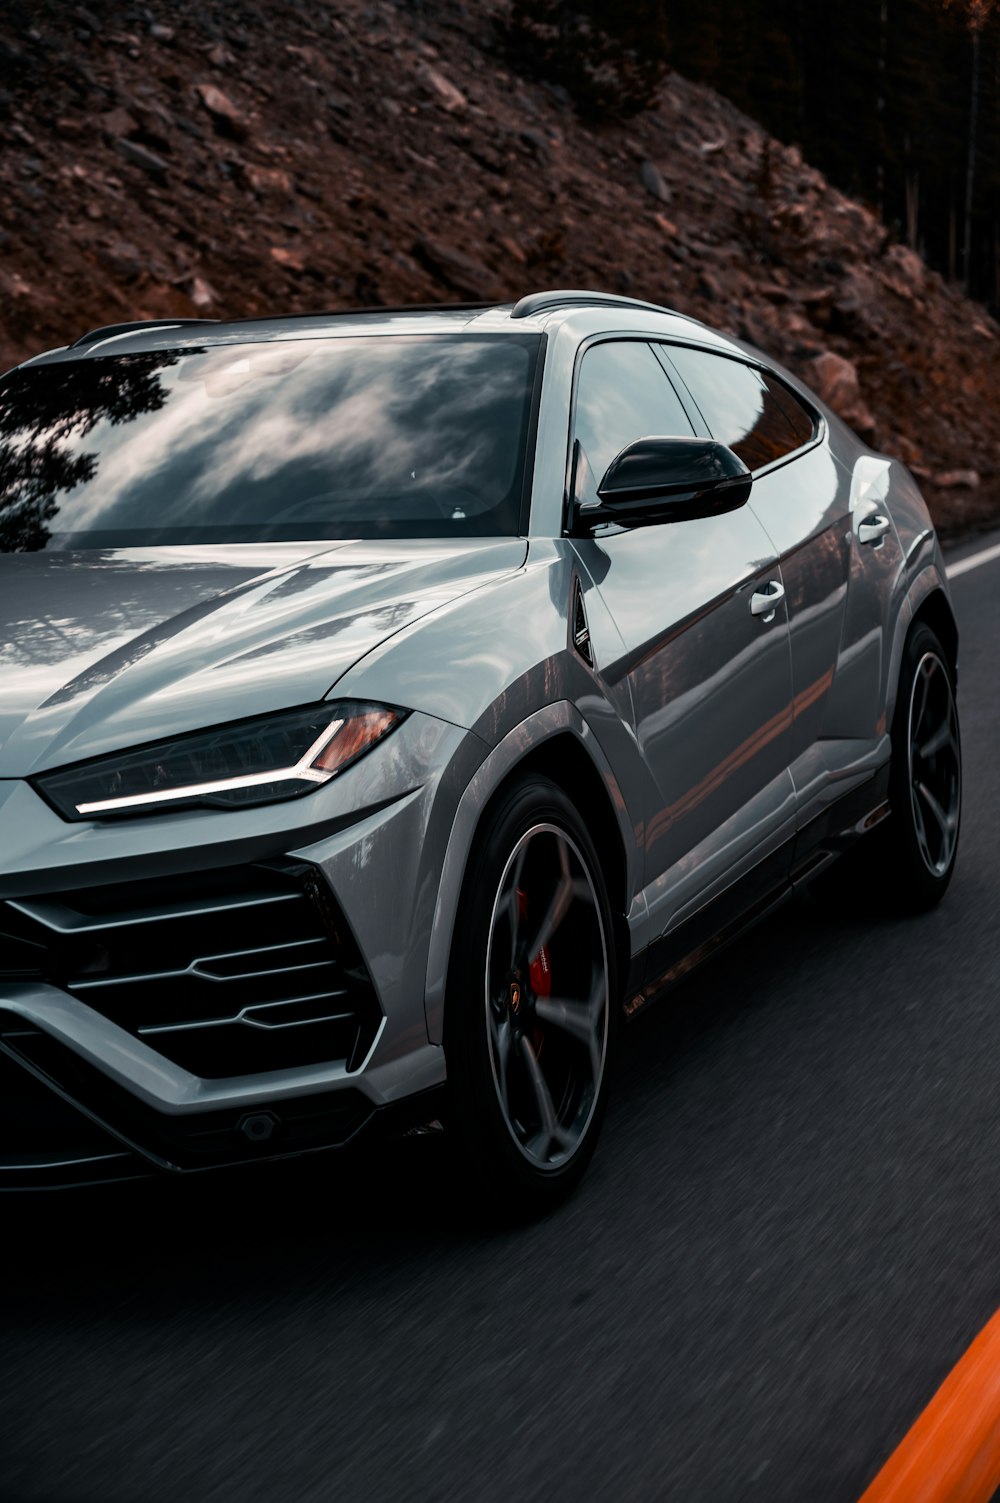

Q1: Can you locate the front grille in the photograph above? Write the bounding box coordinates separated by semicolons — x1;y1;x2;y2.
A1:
0;861;382;1079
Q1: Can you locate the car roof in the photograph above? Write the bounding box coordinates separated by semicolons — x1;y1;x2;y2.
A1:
18;290;728;367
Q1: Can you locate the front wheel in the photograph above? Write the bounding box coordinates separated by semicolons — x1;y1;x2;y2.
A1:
444;775;616;1216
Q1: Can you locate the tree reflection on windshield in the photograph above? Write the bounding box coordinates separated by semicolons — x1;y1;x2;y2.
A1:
0;353;181;552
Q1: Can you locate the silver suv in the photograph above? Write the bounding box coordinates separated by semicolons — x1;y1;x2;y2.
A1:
0;291;960;1210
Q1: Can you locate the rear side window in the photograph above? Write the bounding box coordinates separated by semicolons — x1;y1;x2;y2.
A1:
573;339;695;496
767;377;816;450
662;346;815;472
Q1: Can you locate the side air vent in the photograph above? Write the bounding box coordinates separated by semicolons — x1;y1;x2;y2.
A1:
572;578;594;666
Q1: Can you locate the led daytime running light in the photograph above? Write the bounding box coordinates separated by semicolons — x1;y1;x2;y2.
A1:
75;718;347;815
35;702;406;822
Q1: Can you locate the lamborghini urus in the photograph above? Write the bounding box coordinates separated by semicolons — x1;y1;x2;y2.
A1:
0;290;960;1209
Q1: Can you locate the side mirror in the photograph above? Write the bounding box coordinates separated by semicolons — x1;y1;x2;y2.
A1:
576;436;752;530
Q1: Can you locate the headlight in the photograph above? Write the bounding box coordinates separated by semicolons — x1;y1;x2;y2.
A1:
35;701;406;821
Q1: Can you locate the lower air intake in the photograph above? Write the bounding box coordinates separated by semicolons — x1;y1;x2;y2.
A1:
0;861;382;1078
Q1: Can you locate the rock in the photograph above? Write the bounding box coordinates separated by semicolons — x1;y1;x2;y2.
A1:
805;350;876;435
174;114;206;141
285;44;332;78
934;469;980;489
270;246;305;273
195;83;248;140
207;44;236;68
235;163;293;197
805;350;861;411
653;212;678;237
466;139;505;174
412;236;495;298
520;128;552;165
185;274;216;307
849;405;878;440
99;106;137;139
799;285;837;307
884;242;925;287
0;268;38;300
115;138;168;181
496;234;527;265
640;159;671;204
97;238;145;278
149;23;175;43
891;434;923;467
418;64;467;114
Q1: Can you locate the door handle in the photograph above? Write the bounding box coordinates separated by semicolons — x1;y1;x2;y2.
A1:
858;513;891;546
750;580;785;622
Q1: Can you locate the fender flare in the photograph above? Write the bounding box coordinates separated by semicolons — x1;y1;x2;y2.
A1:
884;554;955;730
422;700;636;1043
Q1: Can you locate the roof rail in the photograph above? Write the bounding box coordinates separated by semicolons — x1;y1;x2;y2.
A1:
70;305;510;349
71;318;220;349
313;301;506;318
510;290;675;321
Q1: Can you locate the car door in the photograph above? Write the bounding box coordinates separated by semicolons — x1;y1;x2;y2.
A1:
569;338;796;949
660;344;862;825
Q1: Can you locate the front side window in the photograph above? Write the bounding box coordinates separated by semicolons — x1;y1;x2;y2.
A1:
572;339;695;504
663;345;816;472
0;333;542;551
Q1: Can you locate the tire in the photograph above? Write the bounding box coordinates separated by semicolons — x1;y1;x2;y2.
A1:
880;621;962;909
444;773;617;1217
817;621;961;913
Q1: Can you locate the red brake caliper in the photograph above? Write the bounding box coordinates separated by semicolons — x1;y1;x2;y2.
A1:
517;887;551;1055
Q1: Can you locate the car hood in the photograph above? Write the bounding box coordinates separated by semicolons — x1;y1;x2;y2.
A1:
0;537;526;777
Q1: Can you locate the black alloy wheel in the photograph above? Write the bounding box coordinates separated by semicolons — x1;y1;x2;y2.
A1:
445;774;616;1215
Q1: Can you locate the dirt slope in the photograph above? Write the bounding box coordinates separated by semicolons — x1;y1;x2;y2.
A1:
2;0;999;538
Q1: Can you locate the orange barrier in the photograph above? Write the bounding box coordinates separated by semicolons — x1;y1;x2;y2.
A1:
860;1308;1000;1503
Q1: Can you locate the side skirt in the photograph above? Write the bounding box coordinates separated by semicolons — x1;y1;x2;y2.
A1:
624;762;891;1019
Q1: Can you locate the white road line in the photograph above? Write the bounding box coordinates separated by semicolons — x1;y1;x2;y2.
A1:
948;541;1000;580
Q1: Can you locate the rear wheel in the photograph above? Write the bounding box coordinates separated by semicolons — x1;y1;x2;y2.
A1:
444;775;616;1216
816;621;961;913
884;622;961;908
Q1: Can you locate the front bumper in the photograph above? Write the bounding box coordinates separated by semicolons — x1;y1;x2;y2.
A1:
0;711;482;1187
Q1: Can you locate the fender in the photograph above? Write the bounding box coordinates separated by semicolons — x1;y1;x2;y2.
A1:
422;699;639;1043
884;545;955;730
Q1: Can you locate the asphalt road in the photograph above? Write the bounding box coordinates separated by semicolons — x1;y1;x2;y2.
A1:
3;533;1000;1503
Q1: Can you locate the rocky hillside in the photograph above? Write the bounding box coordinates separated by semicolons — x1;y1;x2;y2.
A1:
2;0;999;539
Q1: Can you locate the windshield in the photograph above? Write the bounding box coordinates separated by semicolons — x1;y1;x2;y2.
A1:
0;333;542;551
